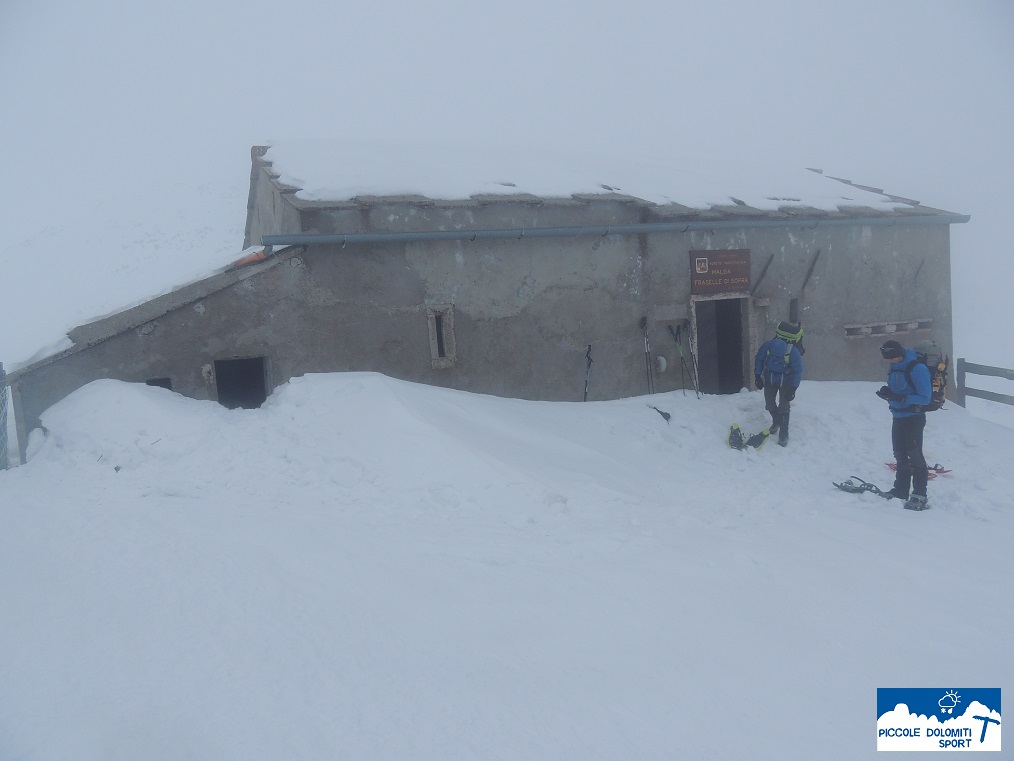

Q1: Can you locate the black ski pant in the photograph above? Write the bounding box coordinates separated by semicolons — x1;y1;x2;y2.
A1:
891;414;928;497
763;384;792;428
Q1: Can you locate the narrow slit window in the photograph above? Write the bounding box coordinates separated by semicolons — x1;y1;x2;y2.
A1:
427;305;456;369
435;313;446;358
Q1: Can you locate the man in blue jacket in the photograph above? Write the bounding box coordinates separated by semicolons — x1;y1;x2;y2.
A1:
876;340;932;510
754;321;804;446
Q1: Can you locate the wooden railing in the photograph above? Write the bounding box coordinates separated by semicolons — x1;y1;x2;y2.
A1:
953;358;1014;407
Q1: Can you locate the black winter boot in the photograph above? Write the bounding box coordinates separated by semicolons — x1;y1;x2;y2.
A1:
904;494;929;511
768;413;781;434
892;471;913;500
777;412;790;446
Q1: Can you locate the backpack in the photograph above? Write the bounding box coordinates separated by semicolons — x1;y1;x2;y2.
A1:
764;321;802;378
905;339;949;412
765;339;794;376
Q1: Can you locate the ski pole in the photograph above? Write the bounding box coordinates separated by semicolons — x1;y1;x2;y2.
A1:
681;319;702;398
673;324;686;396
583;344;592;401
668;324;700;399
640;317;654;395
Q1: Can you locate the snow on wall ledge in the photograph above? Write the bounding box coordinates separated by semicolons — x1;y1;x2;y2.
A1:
261;139;912;213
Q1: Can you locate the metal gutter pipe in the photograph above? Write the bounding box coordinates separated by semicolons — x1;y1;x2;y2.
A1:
262;213;969;251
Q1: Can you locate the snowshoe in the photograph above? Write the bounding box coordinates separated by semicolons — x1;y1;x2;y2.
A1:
728;424;746;450
729;425;771;450
886;462;950;479
832;476;891;499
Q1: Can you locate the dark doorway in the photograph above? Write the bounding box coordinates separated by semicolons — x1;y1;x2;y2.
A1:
693;299;745;394
214;357;268;409
146;377;172;391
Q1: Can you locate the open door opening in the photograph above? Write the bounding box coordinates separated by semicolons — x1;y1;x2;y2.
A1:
693;298;745;395
214;357;268;409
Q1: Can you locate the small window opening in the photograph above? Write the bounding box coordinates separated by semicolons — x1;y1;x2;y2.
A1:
843;319;933;339
435;313;446;358
146;377;172;391
214;357;268;409
426;305;456;369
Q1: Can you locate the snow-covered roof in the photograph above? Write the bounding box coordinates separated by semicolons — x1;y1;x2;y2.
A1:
6;246;295;377
259;139;942;217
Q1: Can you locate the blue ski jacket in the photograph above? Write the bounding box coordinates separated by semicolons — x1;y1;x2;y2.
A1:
886;348;932;418
754;337;803;389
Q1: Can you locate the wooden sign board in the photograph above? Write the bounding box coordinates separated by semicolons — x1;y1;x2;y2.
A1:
690;249;751;294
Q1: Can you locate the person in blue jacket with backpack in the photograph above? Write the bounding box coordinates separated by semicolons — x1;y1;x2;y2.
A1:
876;339;932;510
754;321;804;446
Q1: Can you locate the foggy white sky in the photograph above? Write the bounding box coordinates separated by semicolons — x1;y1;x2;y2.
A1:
1;0;1012;367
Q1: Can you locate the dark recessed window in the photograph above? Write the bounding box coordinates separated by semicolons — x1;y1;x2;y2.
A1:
434;313;446;358
214;357;268;409
426;306;456;369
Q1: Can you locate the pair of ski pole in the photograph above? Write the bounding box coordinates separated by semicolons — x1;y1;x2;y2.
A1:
583;319;700;400
668;322;701;398
640;317;655;395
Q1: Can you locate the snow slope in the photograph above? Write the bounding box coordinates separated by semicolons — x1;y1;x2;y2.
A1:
1;374;1010;760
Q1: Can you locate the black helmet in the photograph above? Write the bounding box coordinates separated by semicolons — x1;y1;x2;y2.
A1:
880;340;904;359
775;321;803;343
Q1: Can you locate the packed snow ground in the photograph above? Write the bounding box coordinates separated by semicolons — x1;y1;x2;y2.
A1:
1;373;1011;760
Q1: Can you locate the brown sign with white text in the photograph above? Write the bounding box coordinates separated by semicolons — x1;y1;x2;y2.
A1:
690;249;751;294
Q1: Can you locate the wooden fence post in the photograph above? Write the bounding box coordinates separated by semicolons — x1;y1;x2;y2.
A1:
0;362;7;470
954;357;966;407
956;359;1014;407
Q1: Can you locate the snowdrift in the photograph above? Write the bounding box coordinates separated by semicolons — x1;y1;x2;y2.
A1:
1;374;1011;760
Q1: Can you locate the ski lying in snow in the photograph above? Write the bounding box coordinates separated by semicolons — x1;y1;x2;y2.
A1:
886;462;951;479
833;476;931;510
728;424;771;450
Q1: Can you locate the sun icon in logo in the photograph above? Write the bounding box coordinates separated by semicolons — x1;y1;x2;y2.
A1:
938;690;961;714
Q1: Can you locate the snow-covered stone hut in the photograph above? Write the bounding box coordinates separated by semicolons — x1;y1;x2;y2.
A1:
6;141;968;462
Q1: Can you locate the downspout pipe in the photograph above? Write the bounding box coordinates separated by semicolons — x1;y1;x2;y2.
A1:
262;213;969;251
